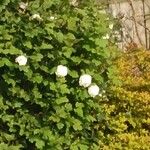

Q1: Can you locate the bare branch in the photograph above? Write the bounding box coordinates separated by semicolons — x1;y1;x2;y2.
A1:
127;0;143;46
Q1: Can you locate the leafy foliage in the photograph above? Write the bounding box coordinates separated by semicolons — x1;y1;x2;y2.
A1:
0;0;117;149
103;49;150;149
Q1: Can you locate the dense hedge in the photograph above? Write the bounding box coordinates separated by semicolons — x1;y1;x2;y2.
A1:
104;49;150;149
1;1;149;150
0;0;118;149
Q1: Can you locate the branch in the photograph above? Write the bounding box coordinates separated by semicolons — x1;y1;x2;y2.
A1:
127;0;143;46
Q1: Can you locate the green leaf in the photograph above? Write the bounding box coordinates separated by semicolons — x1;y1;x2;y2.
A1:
60;84;70;94
95;39;108;48
32;87;42;99
86;115;96;122
0;47;21;55
71;56;81;64
41;0;53;10
49;115;60;122
32;74;43;83
50;83;57;91
82;44;91;52
55;97;69;105
4;78;16;87
40;43;53;49
67;18;77;31
35;139;45;149
0;0;10;13
73;119;82;131
57;122;64;129
62;47;73;58
70;144;79;150
18;66;30;73
75;102;84;108
74;107;83;117
74;102;84;117
0;61;4;67
0;96;8;110
93;74;103;83
79;144;89;150
24;41;32;49
65;103;72;111
64;34;76;46
30;53;43;62
2;58;13;66
91;59;102;66
55;32;64;43
69;70;79;78
56;107;67;118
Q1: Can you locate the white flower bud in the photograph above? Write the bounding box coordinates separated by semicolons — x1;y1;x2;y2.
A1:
109;24;113;29
88;85;100;98
79;74;92;88
102;90;106;93
31;14;43;21
49;16;55;20
55;65;68;77
15;55;27;66
69;0;78;7
99;93;103;97
102;34;109;39
19;2;28;10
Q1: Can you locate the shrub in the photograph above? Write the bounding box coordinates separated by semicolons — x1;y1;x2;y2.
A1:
102;49;150;149
0;0;117;149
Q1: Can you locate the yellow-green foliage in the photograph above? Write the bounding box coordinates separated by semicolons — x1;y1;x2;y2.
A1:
112;49;150;115
100;49;150;149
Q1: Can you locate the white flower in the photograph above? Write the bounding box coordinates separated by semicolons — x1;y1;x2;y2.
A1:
19;2;28;10
31;14;43;21
99;93;103;97
102;34;109;39
102;90;106;93
88;85;100;98
69;0;78;6
15;55;27;66
55;65;68;77
79;74;92;88
49;16;55;20
109;24;113;29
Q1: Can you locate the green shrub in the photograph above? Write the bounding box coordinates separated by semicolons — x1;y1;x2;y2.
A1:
102;49;150;149
0;0;117;149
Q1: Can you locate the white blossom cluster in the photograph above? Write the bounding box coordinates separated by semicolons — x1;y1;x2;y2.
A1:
79;74;92;88
79;74;99;97
88;85;100;98
15;55;27;66
55;65;68;77
31;14;43;21
54;66;100;97
19;2;28;11
15;55;100;98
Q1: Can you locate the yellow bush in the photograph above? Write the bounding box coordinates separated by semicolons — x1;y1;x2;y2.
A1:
100;49;150;149
112;49;150;115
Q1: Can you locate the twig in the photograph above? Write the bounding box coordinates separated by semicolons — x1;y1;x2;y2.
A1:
142;0;148;49
127;0;143;46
